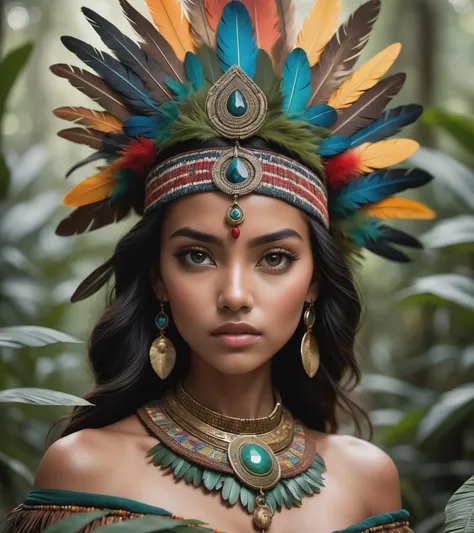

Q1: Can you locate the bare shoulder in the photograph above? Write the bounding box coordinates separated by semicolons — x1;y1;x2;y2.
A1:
312;430;402;514
34;415;154;493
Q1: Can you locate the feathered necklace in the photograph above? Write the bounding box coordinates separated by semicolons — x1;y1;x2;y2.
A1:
137;383;326;532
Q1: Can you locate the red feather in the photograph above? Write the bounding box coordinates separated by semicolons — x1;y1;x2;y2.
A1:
116;137;158;175
324;150;361;189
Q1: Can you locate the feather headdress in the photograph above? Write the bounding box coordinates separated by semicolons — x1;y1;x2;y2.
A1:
52;0;435;301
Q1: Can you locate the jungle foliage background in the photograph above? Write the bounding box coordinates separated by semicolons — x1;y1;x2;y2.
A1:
0;0;473;531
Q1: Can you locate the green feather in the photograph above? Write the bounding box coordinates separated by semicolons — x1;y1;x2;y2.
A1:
254;49;277;95
240;486;249;508
270;484;283;507
196;45;222;86
283;478;303;502
294;474;313;495
229;479;241;505
160;450;178;468
302;472;323;491
193;467;204;487
265;492;277;514
172;457;185;470
215;478;224;490
203;469;221;491
222;476;235;502
146;443;162;456
174;460;192;478
185;465;197;483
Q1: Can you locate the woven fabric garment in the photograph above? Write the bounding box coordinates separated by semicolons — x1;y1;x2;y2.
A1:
3;488;414;533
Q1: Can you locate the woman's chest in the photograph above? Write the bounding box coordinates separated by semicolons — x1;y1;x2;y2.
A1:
116;452;369;533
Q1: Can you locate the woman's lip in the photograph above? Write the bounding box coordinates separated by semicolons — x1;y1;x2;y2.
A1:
212;333;261;347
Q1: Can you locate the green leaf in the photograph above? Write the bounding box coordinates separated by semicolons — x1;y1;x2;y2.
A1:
0;387;93;405
409;148;474;209
282;478;303;502
382;407;429;445
360;374;434;404
421;216;474;250
444;474;474;533
0;451;34;484
423;108;474;155
174;460;192;478
399;274;474;313
93;516;208;532
0;152;9;200
418;384;474;444
0;42;34;119
184;465;197;483
42;511;110;533
0;325;83;348
192;466;203;487
293;474;313;495
160;450;178;468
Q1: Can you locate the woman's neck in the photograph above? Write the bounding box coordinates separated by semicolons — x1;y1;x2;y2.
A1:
181;360;276;419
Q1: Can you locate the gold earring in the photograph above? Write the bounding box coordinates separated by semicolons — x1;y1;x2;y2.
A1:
300;301;320;378
149;301;176;380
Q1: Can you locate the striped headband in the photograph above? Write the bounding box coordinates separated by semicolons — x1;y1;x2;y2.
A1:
145;148;329;236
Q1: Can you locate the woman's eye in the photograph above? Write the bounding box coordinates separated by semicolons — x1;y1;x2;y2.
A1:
181;250;212;265
259;252;294;271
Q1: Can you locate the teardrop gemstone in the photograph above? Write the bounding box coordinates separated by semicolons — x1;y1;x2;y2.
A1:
225;157;249;184
227;90;248;117
240;443;272;475
156;313;168;329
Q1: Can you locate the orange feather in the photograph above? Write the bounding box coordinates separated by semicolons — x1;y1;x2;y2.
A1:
62;167;116;208
53;107;123;133
145;0;195;61
205;0;228;32
240;0;280;54
362;197;436;220
354;139;420;173
328;43;402;110
296;0;341;66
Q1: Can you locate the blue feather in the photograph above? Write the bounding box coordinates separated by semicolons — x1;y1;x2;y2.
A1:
317;135;350;156
123;115;162;138
350;105;423;147
166;77;191;102
81;7;171;102
217;1;258;78
61;36;160;115
184;52;204;93
347;218;383;246
330;168;433;218
305;104;337;128
281;48;311;114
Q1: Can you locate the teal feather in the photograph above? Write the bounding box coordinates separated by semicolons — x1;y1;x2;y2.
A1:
110;169;131;202
281;48;311;114
347;218;383;247
265;491;277;514
184;52;204;92
222;476;234;501
330;169;433;218
228;479;241;505
306;104;337;127
166;77;191;102
185;465;197;483
61;36;160;115
317;135;350;156
350;105;423;147
203;469;221;491
216;1;258;78
193;467;203;487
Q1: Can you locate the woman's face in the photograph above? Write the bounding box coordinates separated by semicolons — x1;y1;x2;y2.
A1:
151;191;319;376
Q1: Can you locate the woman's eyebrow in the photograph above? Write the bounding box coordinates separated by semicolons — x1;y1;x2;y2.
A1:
169;227;303;247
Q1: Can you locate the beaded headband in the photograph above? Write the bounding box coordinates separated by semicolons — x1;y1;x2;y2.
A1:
51;0;437;301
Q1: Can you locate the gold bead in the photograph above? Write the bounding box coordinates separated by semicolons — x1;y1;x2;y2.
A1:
253;501;273;530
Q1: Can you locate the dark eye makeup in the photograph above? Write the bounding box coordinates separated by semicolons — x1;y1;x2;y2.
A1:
172;246;299;273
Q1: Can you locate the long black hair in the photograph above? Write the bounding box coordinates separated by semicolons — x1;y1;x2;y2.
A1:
56;137;371;440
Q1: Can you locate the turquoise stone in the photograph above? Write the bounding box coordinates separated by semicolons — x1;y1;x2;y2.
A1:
308;309;315;324
227;90;248;117
231;208;241;220
225;157;248;184
156;314;167;329
240;443;272;475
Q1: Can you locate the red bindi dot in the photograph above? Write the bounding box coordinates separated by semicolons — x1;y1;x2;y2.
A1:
231;227;240;239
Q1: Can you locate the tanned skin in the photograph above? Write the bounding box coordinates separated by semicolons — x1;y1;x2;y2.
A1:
35;192;402;533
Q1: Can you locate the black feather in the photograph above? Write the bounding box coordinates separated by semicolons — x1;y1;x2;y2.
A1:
71;258;115;303
65;152;108;178
365;240;411;262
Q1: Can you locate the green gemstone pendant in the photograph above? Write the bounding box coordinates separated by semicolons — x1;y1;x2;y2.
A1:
227;90;248;117
240;443;272;475
225;157;249;184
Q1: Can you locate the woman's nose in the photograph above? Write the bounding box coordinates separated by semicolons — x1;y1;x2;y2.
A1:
217;261;254;311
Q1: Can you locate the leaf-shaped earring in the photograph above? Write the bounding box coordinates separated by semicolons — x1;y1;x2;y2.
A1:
300;302;320;378
149;301;176;380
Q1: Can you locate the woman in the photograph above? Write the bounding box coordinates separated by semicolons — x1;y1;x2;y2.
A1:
4;0;435;532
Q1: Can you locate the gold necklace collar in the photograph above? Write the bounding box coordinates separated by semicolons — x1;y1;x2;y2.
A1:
176;381;283;434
